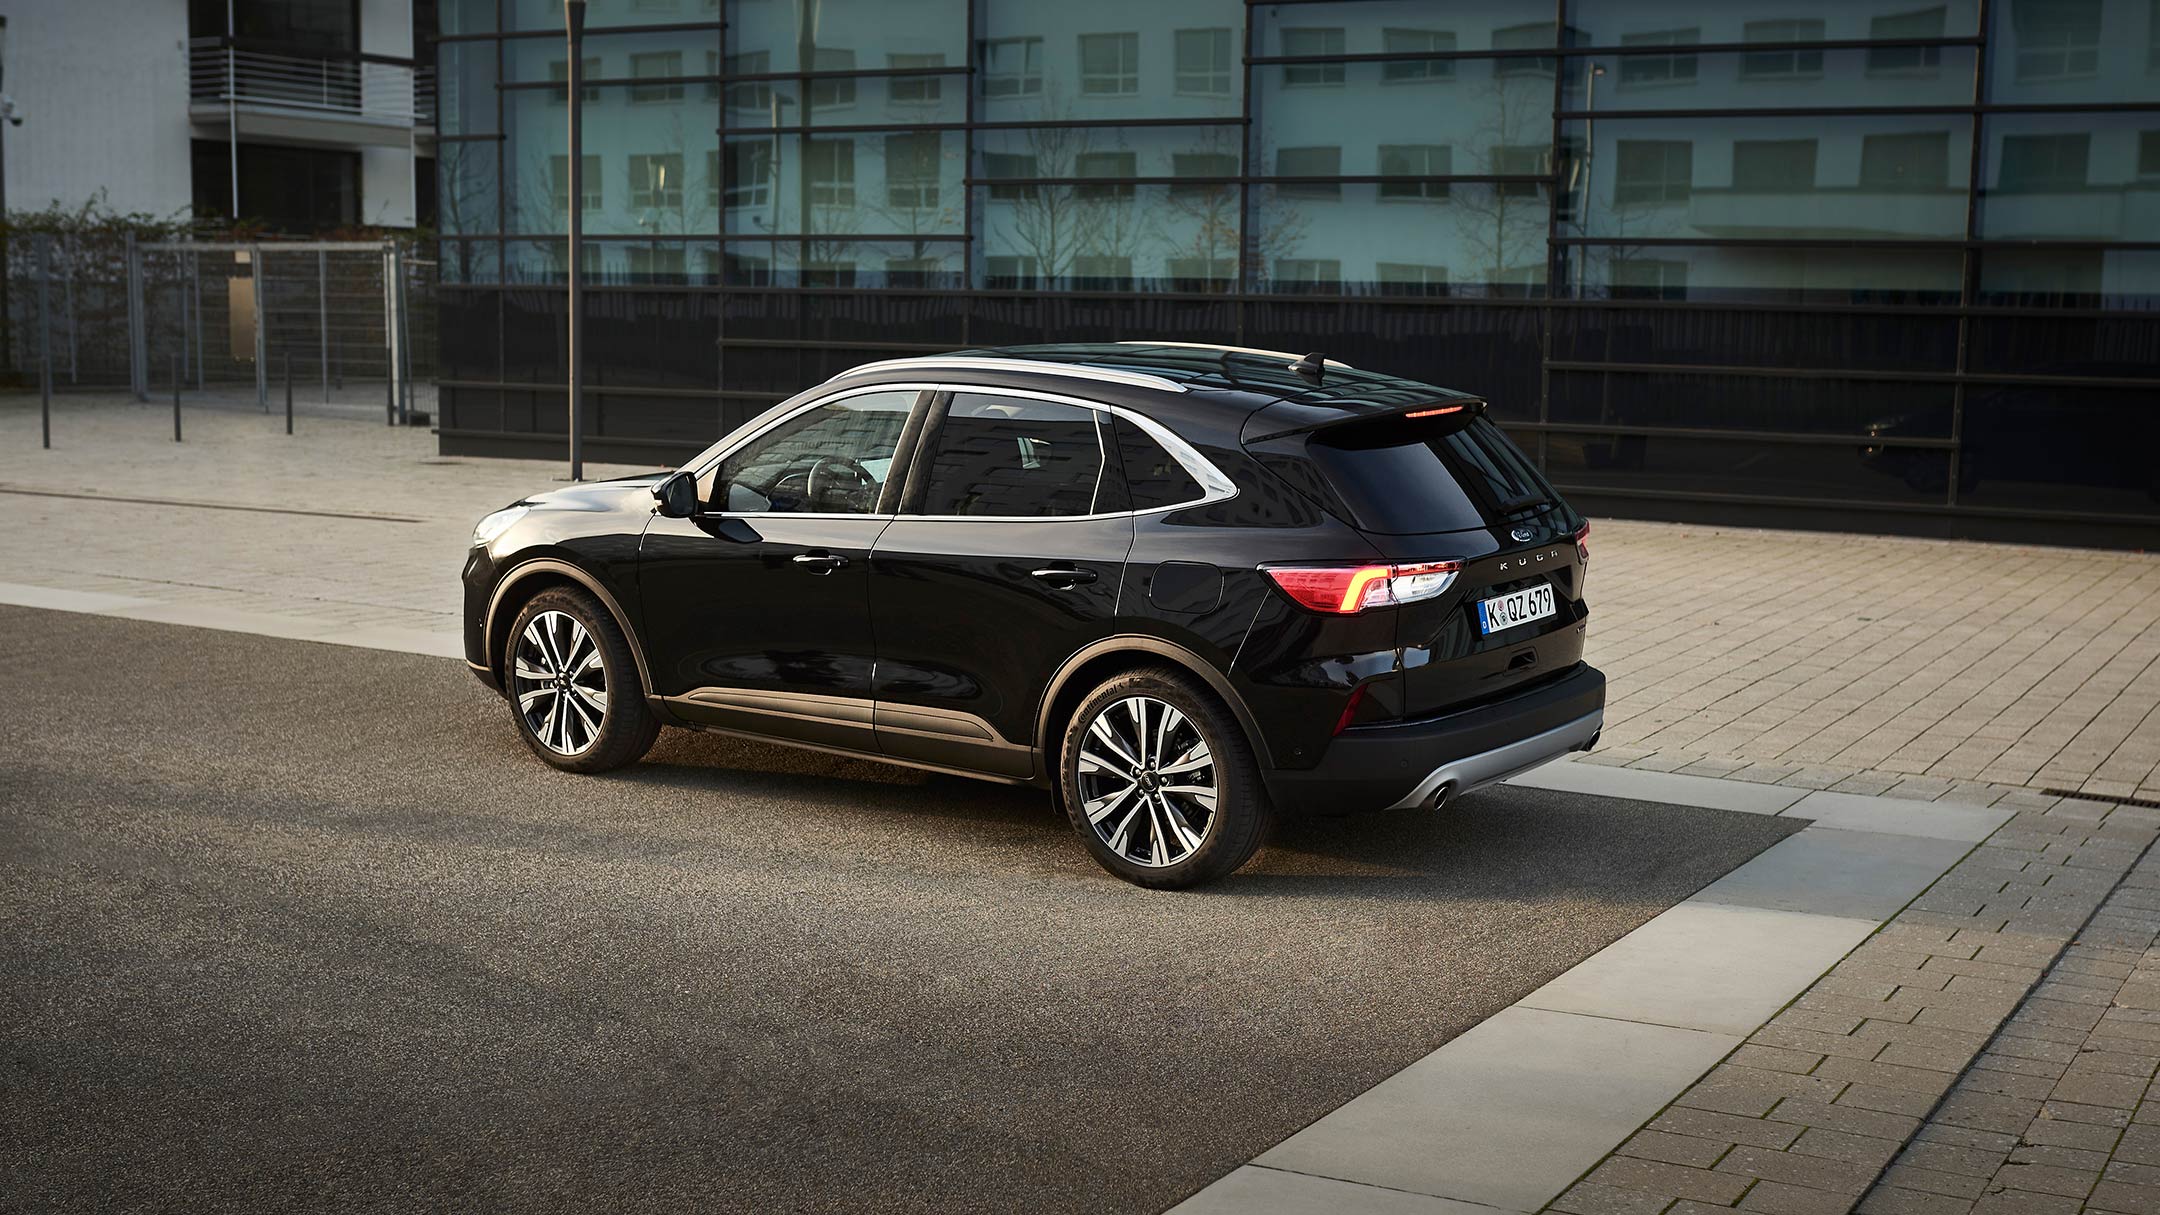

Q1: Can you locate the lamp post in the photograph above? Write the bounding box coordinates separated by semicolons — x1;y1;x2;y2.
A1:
0;16;20;378
564;0;586;481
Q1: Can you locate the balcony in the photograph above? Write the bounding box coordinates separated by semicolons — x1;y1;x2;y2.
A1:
189;39;432;148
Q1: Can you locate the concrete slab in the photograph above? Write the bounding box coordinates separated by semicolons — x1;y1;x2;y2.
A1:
0;581;155;614
1781;789;2013;843
1500;760;1807;815
1518;902;1876;1036
1253;1007;1740;1211
1690;827;1971;920
1169;1167;1521;1215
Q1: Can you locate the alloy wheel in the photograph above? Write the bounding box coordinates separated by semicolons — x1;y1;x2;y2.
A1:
1075;695;1218;868
512;610;608;756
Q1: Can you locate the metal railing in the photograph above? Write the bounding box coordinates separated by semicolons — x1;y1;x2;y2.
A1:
188;40;422;124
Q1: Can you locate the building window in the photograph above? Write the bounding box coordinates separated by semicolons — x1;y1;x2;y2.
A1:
724;251;773;286
983;152;1038;200
1275;146;1342;198
1613;140;1692;205
1280;28;1346;86
1492;144;1549;197
1381;29;1456;82
1859;131;1951;191
1620;29;1700;87
1740;20;1827;79
1075;151;1137;200
885;132;942;209
982;37;1043;97
985;255;1040;289
627;245;685;282
630;51;684;103
1379;144;1451;201
724;143;770;209
807;138;856;207
1079;33;1139;95
804;260;857;288
1273;258;1341;291
549;153;602;212
1174;28;1233;96
888;53;946;104
1376;262;1448;296
726;51;772;112
628;153;684;210
1996;132;2090;191
1493;22;1559;77
1071;255;1133;290
1167;256;1235;291
2011;0;2102;80
1867;8;1948;75
1732;139;1818;192
1170;151;1238;199
811;48;856;109
1611;258;1689;299
548;57;600;104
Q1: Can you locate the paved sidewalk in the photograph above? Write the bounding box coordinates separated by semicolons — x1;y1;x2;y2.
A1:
3;392;2157;803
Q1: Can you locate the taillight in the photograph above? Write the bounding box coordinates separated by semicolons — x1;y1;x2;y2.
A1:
1263;560;1463;615
1573;522;1591;566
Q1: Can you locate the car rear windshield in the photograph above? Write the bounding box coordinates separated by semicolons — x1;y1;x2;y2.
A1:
1304;415;1561;535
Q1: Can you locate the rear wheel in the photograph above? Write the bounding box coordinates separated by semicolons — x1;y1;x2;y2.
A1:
1058;667;1271;889
505;588;659;773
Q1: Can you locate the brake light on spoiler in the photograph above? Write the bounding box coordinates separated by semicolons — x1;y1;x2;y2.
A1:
1264;560;1464;615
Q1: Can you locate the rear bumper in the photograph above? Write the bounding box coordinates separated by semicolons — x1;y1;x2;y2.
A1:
1263;663;1606;815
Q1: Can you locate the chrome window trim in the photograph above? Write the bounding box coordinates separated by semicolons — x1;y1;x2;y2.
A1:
1113;340;1355;369
828;356;1190;395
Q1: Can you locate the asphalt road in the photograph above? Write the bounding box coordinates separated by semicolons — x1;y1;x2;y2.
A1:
0;605;1800;1214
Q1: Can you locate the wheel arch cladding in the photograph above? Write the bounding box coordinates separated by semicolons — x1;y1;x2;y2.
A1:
487;560;653;695
1034;636;1275;777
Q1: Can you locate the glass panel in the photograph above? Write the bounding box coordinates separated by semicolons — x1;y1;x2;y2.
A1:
503;85;719;235
1543;432;1954;503
438;41;499;136
438;239;502;285
440;0;496;36
1969;313;2160;378
711;132;964;236
1552;306;1963;369
1958;386;2160;517
713;391;916;515
505;0;723;30
1558;116;1972;241
1978;113;2159;241
1569;0;1980;44
1984;0;2154;102
976;0;1245;122
505;238;604;283
1550;370;1956;436
916;394;1106;518
502;29;721;80
1564;245;1965;304
719;74;800;130
1978;249;2160;310
976;126;1242;182
1562;47;1978;110
721;239;801;286
806;73;966;126
1251;185;1550;297
1113;417;1207;509
723;0;968;73
584;292;722;388
1256;60;1557;185
437;141;500;234
976;184;1240;293
800;239;965;288
1255;2;1570;53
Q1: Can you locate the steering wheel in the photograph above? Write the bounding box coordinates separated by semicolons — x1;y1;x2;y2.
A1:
805;454;877;510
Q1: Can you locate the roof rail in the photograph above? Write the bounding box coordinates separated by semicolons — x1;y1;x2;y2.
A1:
829;356;1189;394
1114;340;1354;369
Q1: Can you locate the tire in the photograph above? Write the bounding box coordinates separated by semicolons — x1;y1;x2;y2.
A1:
1058;666;1272;889
503;587;660;773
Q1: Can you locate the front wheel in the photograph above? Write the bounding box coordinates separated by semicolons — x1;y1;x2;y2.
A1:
504;588;660;773
1058;667;1272;889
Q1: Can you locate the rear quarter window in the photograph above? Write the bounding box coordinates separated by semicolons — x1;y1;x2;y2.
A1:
1112;417;1206;511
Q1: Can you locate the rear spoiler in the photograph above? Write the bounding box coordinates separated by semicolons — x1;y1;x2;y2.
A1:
1241;396;1489;444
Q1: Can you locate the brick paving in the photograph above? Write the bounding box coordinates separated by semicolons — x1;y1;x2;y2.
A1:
1548;792;2160;1215
3;391;2157;803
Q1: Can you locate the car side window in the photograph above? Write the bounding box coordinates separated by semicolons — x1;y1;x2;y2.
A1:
915;393;1106;518
708;391;915;515
1112;416;1206;510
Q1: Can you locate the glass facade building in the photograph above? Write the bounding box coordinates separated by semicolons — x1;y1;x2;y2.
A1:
434;0;2160;543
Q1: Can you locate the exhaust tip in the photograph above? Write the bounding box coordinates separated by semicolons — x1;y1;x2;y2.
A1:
1422;781;1456;813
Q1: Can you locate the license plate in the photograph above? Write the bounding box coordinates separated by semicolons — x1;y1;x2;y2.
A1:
1478;584;1556;635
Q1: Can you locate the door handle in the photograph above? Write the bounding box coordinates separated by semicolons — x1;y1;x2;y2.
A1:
1031;565;1098;588
792;551;848;573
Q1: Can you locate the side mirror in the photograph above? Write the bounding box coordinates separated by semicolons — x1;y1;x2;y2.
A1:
653;471;700;518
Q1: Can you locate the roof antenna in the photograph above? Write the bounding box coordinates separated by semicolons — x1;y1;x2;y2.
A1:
1288;352;1327;386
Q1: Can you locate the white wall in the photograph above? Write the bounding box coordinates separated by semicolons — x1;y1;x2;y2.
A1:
3;0;193;218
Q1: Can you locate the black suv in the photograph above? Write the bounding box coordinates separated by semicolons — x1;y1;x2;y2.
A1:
463;343;1603;888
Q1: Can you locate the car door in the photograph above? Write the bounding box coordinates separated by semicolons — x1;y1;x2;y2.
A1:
868;388;1134;778
638;386;927;752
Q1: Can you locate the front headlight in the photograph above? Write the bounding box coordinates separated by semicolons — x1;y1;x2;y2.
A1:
471;505;529;547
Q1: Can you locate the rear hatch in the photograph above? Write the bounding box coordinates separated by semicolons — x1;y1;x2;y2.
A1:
1244;400;1590;721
